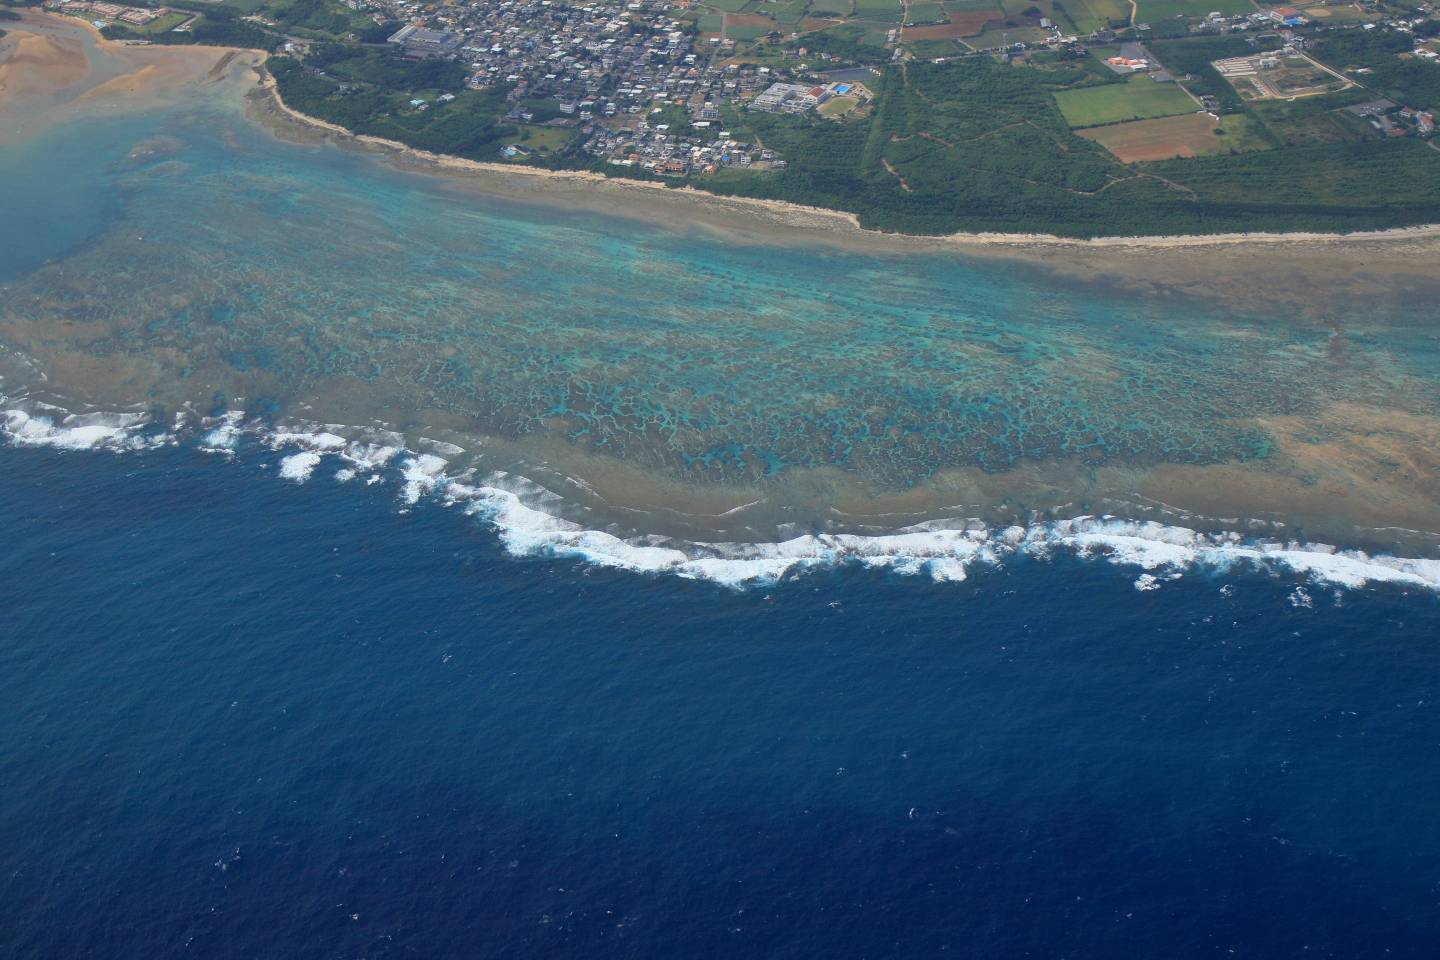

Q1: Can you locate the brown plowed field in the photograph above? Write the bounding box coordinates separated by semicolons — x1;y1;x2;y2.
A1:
1079;114;1224;162
901;10;1000;38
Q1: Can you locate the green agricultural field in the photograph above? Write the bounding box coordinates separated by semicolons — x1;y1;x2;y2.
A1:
1202;114;1271;152
999;0;1060;17
512;124;576;153
807;0;853;13
129;11;191;33
852;0;903;19
194;0;271;14
907;37;965;57
970;24;1052;46
1054;73;1197;127
244;0;373;39
798;20;890;59
1061;0;1130;31
697;13;724;31
1137;0;1250;19
906;1;948;22
726;22;775;39
705;0;752;11
1038;0;1085;31
770;0;811;23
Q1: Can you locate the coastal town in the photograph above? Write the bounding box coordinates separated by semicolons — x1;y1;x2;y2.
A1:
360;0;881;172
44;0;1440;178
23;0;1440;239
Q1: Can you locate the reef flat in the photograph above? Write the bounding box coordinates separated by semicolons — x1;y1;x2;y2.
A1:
3;13;1440;561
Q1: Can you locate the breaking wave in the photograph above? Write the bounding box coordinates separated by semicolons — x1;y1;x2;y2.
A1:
4;396;1439;593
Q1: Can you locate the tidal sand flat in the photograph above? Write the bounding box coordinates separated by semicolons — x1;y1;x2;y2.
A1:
4;13;1440;580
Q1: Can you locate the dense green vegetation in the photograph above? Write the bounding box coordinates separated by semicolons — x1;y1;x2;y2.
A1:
304;42;468;89
264;28;1440;237
799;22;889;63
1145;138;1440;206
1147;35;1282;112
694;56;1440;236
103;6;282;51
1313;28;1440;110
1247;88;1374;146
702;58;1162;234
269;56;516;160
99;0;374;47
1139;0;1250;19
265;0;371;38
50;0;1440;238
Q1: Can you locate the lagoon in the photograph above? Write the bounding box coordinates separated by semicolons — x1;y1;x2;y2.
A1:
3;13;1440;561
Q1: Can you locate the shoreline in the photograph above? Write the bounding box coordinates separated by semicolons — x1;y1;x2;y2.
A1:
262;70;1440;250
5;393;1440;588
6;12;1440;564
23;10;1440;250
248;58;1440;252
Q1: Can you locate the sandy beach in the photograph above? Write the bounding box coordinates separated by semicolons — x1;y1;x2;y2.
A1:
11;8;1440;261
220;30;1440;256
257;67;1440;253
232;42;1440;312
4;10;1440;557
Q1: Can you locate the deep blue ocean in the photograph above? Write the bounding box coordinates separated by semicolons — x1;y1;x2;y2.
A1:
5;441;1440;959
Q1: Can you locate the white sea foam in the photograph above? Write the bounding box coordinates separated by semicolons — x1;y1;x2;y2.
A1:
340;441;400;473
437;478;1440;592
279;450;323;482
1;408;161;451
5;398;1439;596
399;454;450;505
200;410;247;452
420;438;466;456
268;429;348;453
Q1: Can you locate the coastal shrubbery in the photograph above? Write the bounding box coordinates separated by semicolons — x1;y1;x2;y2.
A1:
269;55;514;160
302;42;468;90
1146;35;1283;113
211;16;1440;237
1314;28;1440;111
696;56;1440;236
102;7;282;52
797;23;888;64
269;0;363;38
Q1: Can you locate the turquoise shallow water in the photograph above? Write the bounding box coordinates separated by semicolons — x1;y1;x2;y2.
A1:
2;22;1440;544
0;111;1369;474
7;23;1440;957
